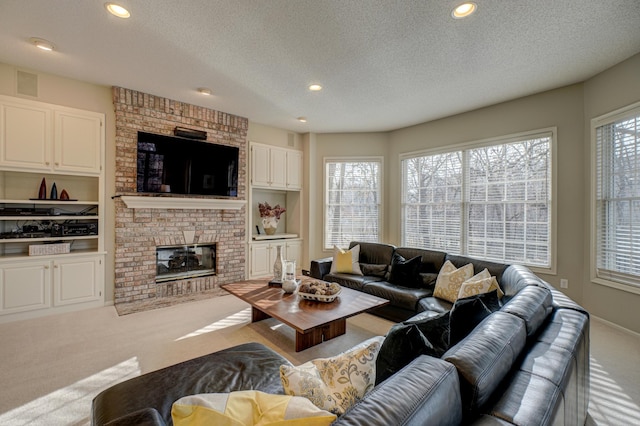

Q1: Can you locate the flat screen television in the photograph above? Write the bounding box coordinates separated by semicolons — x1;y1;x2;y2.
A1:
136;131;239;197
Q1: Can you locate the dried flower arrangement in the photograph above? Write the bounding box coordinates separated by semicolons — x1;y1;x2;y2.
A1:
258;202;286;219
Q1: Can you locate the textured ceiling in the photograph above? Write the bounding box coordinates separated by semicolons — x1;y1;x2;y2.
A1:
1;0;639;133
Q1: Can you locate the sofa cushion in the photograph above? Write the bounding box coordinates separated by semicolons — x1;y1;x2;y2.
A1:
349;241;396;266
416;296;453;314
280;336;384;415
172;391;336;426
433;261;474;303
330;245;363;275
501;285;552;337
360;263;388;277
333;355;462;426
443;312;527;418
363;281;433;311
376;312;450;384
322;273;384;291
388;253;422;287
449;290;501;346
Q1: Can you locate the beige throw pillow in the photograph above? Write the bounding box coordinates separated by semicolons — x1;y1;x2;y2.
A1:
457;268;504;299
280;336;384;415
329;245;363;276
433;261;474;303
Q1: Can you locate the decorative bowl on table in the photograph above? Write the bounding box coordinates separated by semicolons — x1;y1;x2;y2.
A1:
297;281;342;303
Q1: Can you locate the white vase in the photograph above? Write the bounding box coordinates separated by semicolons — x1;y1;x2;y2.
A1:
262;216;279;235
282;279;298;294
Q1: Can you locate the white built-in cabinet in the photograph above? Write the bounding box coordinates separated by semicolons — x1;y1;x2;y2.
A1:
249;239;302;278
248;142;303;279
0;95;105;323
250;143;302;190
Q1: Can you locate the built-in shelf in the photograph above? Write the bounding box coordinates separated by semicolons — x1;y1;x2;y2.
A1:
252;233;299;241
120;196;246;210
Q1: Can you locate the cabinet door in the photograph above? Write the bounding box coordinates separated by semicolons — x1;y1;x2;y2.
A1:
250;243;272;278
286;150;303;190
285;240;303;270
53;256;103;306
270;148;287;188
251;144;271;187
0;260;51;314
54;110;102;174
0;100;52;171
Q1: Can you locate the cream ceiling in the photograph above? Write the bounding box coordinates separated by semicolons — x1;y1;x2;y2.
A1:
1;0;639;133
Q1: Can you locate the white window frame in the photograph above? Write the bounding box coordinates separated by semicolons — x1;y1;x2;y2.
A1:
323;157;384;251
400;128;557;274
591;101;640;295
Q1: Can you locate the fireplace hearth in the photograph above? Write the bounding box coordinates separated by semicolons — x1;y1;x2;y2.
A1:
156;243;216;283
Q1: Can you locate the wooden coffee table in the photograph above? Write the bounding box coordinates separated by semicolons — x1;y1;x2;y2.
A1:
221;279;389;351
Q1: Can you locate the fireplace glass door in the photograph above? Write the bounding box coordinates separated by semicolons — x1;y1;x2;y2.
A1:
156;243;216;283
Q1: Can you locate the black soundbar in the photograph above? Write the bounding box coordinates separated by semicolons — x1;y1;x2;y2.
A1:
174;126;207;140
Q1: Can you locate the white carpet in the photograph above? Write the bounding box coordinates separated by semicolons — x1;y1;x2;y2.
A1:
0;294;638;425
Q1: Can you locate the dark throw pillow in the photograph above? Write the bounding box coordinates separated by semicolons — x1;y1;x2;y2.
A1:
376;311;451;385
407;311;451;358
449;290;501;346
388;253;422;288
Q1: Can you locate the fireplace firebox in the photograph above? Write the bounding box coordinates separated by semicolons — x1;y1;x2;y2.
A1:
156;243;216;283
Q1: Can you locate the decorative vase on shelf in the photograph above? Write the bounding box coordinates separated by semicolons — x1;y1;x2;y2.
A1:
262;216;279;235
38;178;47;199
50;182;58;200
273;245;284;282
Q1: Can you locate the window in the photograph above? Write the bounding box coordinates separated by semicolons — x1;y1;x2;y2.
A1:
324;158;382;249
593;102;640;291
402;130;554;268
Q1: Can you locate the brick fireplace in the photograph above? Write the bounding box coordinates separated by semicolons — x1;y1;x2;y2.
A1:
112;87;247;314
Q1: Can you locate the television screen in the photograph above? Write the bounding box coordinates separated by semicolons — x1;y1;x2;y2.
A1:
136;131;239;197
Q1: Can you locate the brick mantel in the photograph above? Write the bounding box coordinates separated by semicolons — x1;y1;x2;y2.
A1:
112;87;248;314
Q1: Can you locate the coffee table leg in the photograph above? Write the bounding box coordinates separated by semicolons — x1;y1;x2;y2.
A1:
323;318;346;341
296;328;323;352
252;307;271;322
295;318;347;352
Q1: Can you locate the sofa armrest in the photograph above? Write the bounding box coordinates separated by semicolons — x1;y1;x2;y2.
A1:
310;257;333;279
333;355;462;426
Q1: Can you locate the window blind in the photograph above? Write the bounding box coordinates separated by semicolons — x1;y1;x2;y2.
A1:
595;112;640;286
401;132;552;268
325;160;381;249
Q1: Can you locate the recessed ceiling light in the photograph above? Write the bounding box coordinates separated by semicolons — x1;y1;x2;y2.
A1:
30;37;54;52
308;84;322;91
297;117;307;123
197;88;212;96
452;2;477;19
105;3;130;18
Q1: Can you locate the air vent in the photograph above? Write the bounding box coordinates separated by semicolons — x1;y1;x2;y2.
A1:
17;70;38;97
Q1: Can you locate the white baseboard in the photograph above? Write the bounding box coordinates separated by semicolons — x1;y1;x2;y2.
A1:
591;315;640;339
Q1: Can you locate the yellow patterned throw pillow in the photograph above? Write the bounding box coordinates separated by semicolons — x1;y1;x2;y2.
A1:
329;245;363;276
171;390;336;426
457;268;504;300
280;336;384;415
433;261;474;303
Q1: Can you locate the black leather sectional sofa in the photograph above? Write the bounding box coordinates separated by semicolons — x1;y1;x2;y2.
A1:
92;241;590;426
